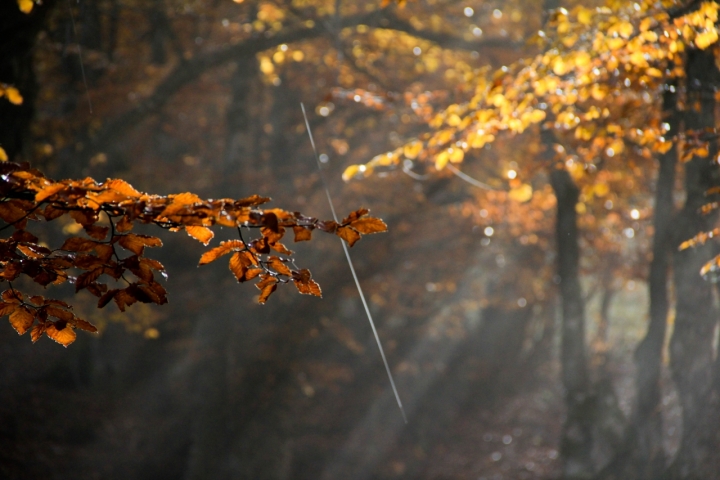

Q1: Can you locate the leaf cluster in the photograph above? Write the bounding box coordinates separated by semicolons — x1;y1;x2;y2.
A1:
0;162;386;346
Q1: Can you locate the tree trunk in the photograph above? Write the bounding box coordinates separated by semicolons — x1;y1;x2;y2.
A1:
629;88;678;478
666;47;720;479
551;167;594;479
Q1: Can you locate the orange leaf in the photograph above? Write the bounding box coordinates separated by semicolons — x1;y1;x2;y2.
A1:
267;256;292;276
35;183;65;202
337;226;361;247
256;275;278;304
292;269;322;297
349;217;387;234
30;324;45;343
229;251;254;282
118;234;162;255
292;225;313;242
116;215;133;232
341;208;370;225
103;179;142;198
73;318;98;333
46;321;76;347
198;240;246;265
186;225;214;245
0;302;18;316
9;307;34;335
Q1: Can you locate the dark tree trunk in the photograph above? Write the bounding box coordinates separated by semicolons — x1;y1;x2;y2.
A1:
628;88;678;478
0;1;55;161
666;47;720;479
551;167;594;479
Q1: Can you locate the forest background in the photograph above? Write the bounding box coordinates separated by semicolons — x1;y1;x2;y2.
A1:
2;0;720;479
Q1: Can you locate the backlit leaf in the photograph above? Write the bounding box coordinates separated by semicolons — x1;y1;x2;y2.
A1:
199;240;246;265
118;233;162;255
350;217;388;234
46;321;76;347
292;269;322;297
337;226;361;247
186;226;214;245
9;307;34;335
256;275;278;304
267;256;292;276
293;225;313;242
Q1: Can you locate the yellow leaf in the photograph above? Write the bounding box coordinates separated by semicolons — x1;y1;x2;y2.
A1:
449;148;464;163
4;87;23;105
508;184;533;203
342;165;360;182
403;141;422;160
435;150;450;170
0;147;7;162
695;29;718;49
17;0;33;14
577;7;593;25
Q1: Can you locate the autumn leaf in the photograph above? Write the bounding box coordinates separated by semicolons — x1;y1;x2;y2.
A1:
0;302;18;316
256;275;278;304
292;269;322;297
35;183;65;202
4;86;23;105
9;307;34;335
341;208;370;225
186;225;214;245
229;251;255;282
118;233;163;255
293;225;313;242
103;179;142;198
60;237;99;252
30;324;45;343
267;256;292;276
349;217;388;234
45;321;76;347
198;240;246;265
0;147;7;161
17;0;34;14
337;226;361;247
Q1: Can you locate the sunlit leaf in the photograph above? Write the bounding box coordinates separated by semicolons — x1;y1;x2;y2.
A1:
186;225;214;245
198;240;246;265
46;321;76;347
9;307;34;335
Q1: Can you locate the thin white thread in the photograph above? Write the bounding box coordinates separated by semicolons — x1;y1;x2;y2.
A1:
446;163;496;190
301;103;407;424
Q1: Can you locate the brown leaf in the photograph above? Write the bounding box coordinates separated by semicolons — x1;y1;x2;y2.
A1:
245;267;263;281
267;256;292;276
337;226;361;247
46;321;76;347
292;269;322;297
84;224;109;240
349;217;387;234
60;237;98;252
113;289;138;312
69;209;98;226
0;201;27;223
46;306;74;322
186;225;214;245
75;268;104;291
234;194;271;207
116;215;133;232
256;275;278;304
17;244;44;258
98;289;119;308
118;233;162;256
292;225;313;242
198;240;245;265
9;307;34;335
30;324;45;343
341;208;369;225
73;318;98;333
229;251;254;282
0;302;18;316
1;289;22;303
42;204;64;221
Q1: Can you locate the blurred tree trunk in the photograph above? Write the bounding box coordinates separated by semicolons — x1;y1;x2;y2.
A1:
0;1;55;161
666;47;720;479
550;167;594;480
624;88;678;478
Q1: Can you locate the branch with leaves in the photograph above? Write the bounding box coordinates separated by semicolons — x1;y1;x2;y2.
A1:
0;161;386;346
